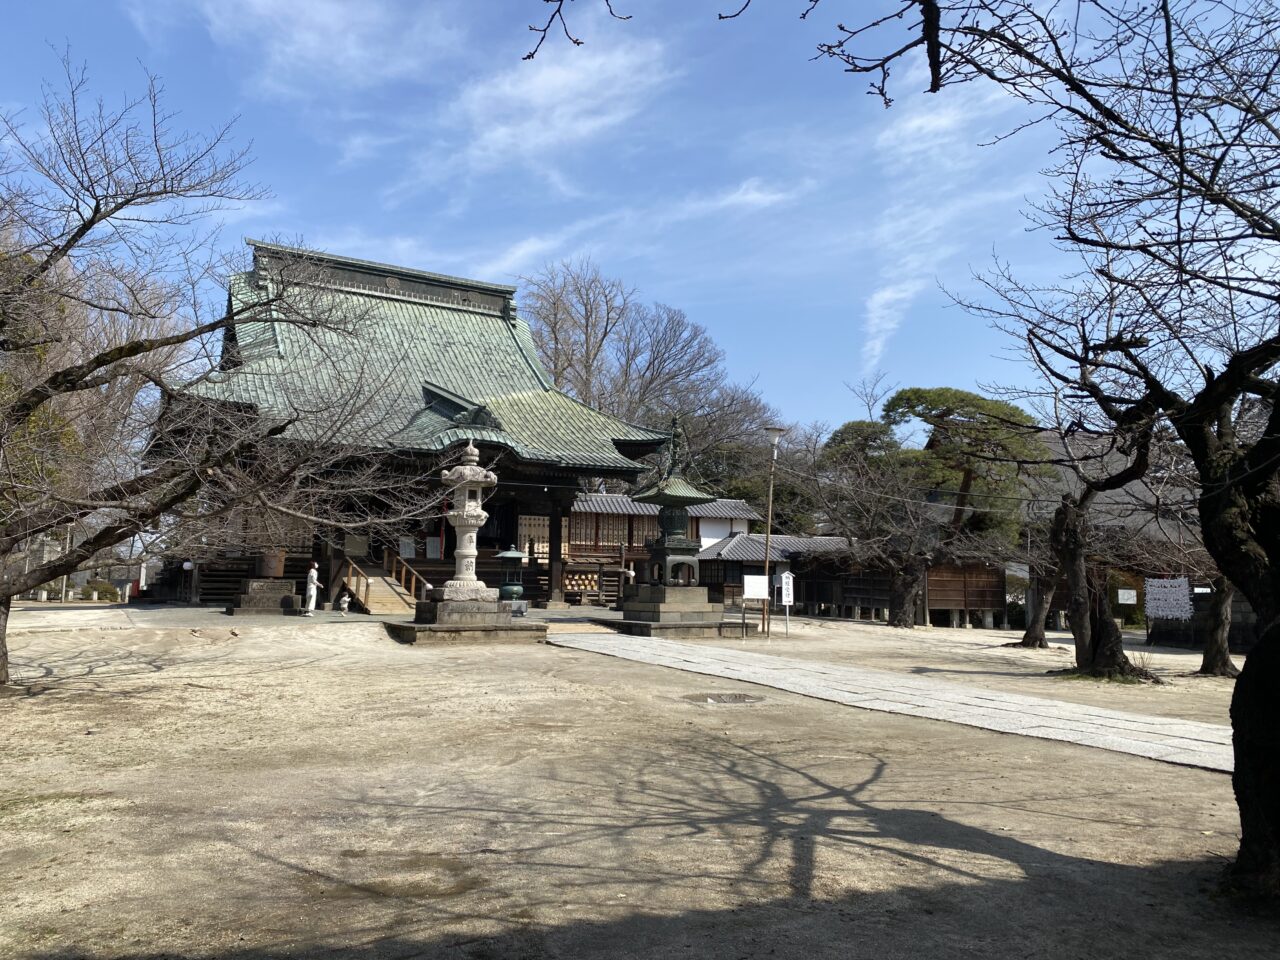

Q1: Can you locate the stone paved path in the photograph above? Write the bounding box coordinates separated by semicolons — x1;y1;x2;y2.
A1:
548;633;1234;773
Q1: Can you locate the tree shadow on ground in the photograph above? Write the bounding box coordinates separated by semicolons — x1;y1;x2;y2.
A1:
4;632;343;695
18;734;1278;959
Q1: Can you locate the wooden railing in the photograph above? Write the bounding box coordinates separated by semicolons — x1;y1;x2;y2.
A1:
341;558;373;612
383;550;430;601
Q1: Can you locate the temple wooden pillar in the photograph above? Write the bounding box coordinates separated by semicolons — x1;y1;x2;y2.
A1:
542;496;570;608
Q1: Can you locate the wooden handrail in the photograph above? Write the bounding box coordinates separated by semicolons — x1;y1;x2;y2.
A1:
382;550;429;601
343;558;372;611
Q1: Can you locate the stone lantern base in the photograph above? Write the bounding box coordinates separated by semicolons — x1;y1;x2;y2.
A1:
433;581;500;603
415;598;510;626
388;597;547;644
414;576;505;627
606;584;758;639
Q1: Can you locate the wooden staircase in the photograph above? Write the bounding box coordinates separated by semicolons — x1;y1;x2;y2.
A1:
338;559;416;615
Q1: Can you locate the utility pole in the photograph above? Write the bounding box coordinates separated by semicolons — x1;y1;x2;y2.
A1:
60;526;72;602
761;425;786;636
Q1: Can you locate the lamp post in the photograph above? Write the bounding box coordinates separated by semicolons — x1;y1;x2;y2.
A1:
761;425;786;636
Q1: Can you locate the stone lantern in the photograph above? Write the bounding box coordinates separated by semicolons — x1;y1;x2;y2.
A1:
406;439;540;638
629;417;717;585
609;418;752;639
437;440;498;601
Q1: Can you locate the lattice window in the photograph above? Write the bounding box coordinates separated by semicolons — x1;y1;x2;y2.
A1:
570;512;596;546
598;514;628;547
517;515;568;560
632;516;660;545
519;515;549;559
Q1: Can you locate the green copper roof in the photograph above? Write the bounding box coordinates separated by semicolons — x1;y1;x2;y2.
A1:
630;416;717;506
191;243;666;473
630;474;719;508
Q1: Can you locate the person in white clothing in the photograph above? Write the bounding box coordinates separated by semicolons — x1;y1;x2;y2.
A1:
303;561;319;616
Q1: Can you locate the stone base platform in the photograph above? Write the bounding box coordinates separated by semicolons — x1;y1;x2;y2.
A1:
592;617;758;640
225;578;311;616
385;621;548;645
612;584;753;639
415;599;511;626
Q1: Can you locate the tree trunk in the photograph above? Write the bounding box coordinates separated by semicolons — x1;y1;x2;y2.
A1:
1049;497;1092;666
887;560;927;629
1080;566;1145;678
1048;496;1145;678
1017;564;1058;648
0;593;11;686
1193;467;1280;894
1230;624;1280;896
1199;576;1240;678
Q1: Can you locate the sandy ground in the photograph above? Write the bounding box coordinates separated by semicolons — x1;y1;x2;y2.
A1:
0;605;1271;959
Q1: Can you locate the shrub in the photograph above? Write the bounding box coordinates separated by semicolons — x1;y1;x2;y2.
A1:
80;579;120;602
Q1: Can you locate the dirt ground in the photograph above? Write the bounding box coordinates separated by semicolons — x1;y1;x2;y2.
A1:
0;606;1272;959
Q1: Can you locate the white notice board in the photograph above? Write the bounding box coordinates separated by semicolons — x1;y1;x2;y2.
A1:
742;575;769;600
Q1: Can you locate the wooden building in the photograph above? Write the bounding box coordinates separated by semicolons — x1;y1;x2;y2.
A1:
697;533;1010;627
155;241;669;611
533;494;760;605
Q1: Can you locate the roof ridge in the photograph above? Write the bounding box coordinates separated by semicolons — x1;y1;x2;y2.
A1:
246;238;518;297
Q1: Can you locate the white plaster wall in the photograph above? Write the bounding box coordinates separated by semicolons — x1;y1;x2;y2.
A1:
699;517;752;549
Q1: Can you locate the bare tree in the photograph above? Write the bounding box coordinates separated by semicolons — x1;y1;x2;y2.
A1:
520;258;778;490
833;0;1280;890
797;419;948;626
520;258;635;412
0;64;446;684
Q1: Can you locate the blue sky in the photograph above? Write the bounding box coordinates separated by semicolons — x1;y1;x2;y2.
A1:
2;1;1064;425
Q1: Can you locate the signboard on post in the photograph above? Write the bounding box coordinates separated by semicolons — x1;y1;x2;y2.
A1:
775;571;795;636
1116;588;1138;606
776;571;795;607
742;575;769;600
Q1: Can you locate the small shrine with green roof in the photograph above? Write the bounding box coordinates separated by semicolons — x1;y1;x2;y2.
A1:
630;417;718;586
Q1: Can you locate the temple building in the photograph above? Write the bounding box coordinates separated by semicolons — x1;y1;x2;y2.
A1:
151;240;672;611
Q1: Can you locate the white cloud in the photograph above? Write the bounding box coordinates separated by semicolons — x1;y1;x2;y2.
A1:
125;0;463;97
862;280;926;371
391;34;673;197
857;73;1033;370
663;177;810;221
336;132;404;167
315;171;805;284
469;215;616;279
217;197;289;227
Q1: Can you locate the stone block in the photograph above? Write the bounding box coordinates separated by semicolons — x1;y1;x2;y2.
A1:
415;599;512;626
592;618;758;639
432;581;500;602
621;607;721;623
242;578;294;596
632;585;708;605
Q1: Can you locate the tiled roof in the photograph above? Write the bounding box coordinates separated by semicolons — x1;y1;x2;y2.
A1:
191;243;667;474
573;493;762;520
697;533;852;563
